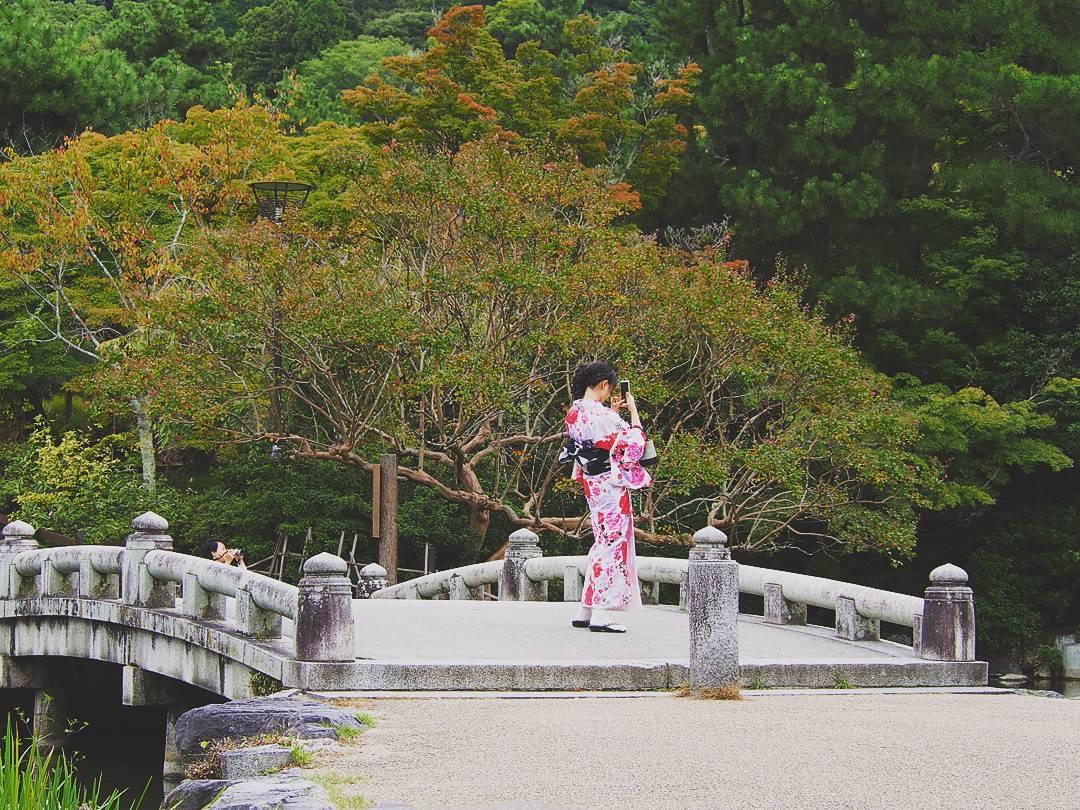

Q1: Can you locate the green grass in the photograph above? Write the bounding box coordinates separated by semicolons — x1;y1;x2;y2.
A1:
0;717;139;810
318;713;375;744
832;672;854;689
290;742;315;768
333;725;363;743
305;769;372;809
747;677;769;690
353;711;376;728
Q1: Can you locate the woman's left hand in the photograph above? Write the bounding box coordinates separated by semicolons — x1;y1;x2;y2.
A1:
609;395;625;412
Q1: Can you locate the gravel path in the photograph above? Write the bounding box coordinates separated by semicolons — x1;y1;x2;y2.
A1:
347;692;1080;809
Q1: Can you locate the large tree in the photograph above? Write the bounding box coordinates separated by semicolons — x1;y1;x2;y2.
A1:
94;135;933;558
343;6;701;210
0;101;293;492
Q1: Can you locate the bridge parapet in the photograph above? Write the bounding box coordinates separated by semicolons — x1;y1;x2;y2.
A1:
0;512;352;667
372;527;977;663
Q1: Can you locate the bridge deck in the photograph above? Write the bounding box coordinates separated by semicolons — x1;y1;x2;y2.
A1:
350;601;915;664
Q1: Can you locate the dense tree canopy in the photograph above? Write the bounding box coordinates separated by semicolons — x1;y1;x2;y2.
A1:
0;0;1077;662
77;125;928;560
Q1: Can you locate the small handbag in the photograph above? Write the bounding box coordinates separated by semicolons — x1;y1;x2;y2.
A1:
640;438;658;467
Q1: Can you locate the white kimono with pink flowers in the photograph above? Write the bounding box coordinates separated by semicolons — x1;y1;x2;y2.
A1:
565;398;652;611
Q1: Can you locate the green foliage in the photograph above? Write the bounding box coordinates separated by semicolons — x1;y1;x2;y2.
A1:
284;36;409;127
248;671;283;697
231;0;350;91
0;280;85;438
892;377;1072;509
967;481;1080;659
1031;644;1064;678
161;446;375;567
0;0;143;151
353;711;375;728
832;672;854;690
0;716;134;810
290;742;315;768
342;6;700;209
86;134;931;557
0;420;176;543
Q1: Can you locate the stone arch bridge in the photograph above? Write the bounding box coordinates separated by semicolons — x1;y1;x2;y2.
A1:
0;515;986;706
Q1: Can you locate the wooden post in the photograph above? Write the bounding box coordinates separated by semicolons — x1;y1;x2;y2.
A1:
371;465;381;537
379;453;399;584
277;534;289;580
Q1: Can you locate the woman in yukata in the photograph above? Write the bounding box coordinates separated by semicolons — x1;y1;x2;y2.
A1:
560;361;652;633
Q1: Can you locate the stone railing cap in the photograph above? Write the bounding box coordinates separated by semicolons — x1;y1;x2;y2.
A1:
132;511;169;532
929;562;968;584
302;552;349;576
360;562;388;578
692;526;728;546
2;519;36;537
508;527;540;544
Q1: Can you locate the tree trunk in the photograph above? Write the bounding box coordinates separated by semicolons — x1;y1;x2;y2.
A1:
131;397;156;495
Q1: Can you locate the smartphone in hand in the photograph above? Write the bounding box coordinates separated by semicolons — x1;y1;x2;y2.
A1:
619;380;630;397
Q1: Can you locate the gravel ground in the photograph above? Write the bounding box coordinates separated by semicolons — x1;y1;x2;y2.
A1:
348;692;1080;810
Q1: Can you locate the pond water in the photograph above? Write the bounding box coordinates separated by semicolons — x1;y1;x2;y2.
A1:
991;675;1080;698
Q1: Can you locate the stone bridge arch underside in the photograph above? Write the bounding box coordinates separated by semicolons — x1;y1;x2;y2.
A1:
0;596;292;699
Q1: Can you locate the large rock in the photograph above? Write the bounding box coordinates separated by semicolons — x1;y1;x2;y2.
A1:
175;697;364;759
209;775;333;809
161;779;238;810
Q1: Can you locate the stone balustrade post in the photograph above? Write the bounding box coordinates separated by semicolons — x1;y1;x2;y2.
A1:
835;596;879;641
764;582;806;625
356;562;389;599
236;584;282;639
122;512;176;608
498;528;547;602
182;572;226;620
41;556;76;598
640;579;661;605
1;520;39;599
295;553;355;662
79;558;119;600
688;526;740;690
919;563;976;661
448;573;482;600
563;563;583;603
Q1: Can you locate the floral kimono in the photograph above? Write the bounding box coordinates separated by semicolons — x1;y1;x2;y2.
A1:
564;398;652;611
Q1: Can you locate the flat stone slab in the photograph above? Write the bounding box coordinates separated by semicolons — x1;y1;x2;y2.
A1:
352;601;918;663
209;775;332;809
219;744;293;779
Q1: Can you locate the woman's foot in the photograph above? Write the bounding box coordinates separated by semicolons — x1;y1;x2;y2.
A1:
571;605;592;628
589;623;627;633
589;609;627;633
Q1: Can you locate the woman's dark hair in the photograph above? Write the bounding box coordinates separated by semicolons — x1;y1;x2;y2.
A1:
572;361;617;399
203;540;223;558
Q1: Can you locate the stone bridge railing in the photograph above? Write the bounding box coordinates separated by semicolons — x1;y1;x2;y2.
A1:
373;527;976;665
0;512;355;664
